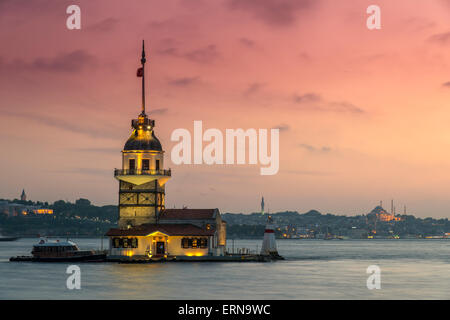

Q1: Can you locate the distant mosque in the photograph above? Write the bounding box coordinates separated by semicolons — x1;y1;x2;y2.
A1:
367;200;403;222
105;42;226;259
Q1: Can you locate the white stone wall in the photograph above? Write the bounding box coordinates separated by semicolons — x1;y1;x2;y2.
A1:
109;234;213;257
109;236;153;257
167;236;210;256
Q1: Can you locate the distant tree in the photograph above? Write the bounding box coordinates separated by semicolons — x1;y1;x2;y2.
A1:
75;198;91;206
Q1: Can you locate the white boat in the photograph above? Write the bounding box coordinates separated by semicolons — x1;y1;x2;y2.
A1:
10;238;106;262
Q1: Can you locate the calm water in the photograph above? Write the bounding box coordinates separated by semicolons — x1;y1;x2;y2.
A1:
0;238;448;299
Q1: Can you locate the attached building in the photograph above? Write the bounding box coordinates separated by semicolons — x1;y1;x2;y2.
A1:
106;209;226;258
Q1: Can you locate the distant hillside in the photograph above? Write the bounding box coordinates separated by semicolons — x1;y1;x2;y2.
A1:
222;209;450;239
1;198;449;238
0;198;116;236
222;210;357;226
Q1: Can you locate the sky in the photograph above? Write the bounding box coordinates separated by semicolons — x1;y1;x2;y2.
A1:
1;0;450;218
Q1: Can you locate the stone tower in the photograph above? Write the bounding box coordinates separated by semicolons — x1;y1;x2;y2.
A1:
20;189;26;201
114;41;171;228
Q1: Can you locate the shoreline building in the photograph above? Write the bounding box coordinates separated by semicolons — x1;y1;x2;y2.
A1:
106;42;226;259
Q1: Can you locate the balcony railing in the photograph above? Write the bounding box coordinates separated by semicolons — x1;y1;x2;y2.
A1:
114;169;171;177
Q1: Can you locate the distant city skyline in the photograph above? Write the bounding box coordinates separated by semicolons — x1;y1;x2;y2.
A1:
2;1;450;218
1;189;431;219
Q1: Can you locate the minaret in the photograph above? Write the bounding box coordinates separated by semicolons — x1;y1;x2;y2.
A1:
114;41;171;228
261;196;265;215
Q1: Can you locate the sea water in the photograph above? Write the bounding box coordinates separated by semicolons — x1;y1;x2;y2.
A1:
0;238;448;299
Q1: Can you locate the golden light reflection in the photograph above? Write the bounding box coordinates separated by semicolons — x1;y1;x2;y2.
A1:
186;252;206;257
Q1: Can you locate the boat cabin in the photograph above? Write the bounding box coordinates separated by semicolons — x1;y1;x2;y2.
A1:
32;239;87;258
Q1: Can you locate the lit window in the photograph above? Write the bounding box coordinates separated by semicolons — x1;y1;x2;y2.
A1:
112;237;138;249
129;159;136;170
142;159;150;170
181;237;208;249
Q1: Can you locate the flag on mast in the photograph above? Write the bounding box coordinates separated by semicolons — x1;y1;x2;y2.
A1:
137;67;144;77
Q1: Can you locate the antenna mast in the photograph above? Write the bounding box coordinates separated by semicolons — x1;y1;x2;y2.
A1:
141;40;146;115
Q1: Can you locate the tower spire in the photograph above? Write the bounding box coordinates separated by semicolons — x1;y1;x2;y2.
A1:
140;40;147;116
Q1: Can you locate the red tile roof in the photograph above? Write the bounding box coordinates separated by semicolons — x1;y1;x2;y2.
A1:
159;208;218;220
105;223;215;237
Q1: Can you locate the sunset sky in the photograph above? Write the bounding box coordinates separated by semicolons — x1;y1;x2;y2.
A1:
2;0;450;217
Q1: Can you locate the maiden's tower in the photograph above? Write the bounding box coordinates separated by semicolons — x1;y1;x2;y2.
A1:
106;42;227;260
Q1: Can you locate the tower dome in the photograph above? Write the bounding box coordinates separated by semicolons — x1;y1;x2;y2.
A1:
123;118;162;151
